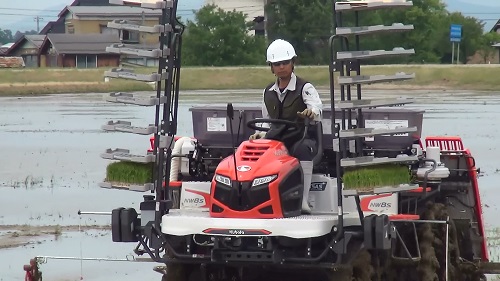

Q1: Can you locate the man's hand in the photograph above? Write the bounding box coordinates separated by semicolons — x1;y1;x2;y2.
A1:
297;108;316;119
249;132;266;140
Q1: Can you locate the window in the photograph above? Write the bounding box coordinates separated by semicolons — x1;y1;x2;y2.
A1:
67;23;75;34
123;57;159;67
122;30;140;43
76;55;98;68
23;55;38;67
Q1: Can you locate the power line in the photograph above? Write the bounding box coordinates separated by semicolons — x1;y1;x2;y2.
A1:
0;4;263;13
1;4;498;15
0;7;61;12
0;12;56;17
462;12;500;15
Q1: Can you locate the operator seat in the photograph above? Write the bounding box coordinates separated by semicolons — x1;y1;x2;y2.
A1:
287;120;324;166
303;121;323;166
263;120;323;165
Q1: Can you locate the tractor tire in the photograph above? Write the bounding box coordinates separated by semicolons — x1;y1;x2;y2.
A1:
161;263;191;281
326;267;352;281
337;201;484;281
325;249;374;281
371;250;397;281
430;203;460;281
417;202;485;281
416;203;440;281
352;249;375;281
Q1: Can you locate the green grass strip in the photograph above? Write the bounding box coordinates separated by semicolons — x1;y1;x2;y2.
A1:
342;164;412;191
4;65;500;96
105;161;154;185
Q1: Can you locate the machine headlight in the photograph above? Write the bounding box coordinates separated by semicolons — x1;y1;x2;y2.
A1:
215;174;232;186
252;175;277;187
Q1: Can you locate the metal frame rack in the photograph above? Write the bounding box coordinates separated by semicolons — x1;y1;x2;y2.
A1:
329;0;420;235
99;0;183;261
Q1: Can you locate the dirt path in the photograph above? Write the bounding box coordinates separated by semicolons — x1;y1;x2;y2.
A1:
0;225;110;250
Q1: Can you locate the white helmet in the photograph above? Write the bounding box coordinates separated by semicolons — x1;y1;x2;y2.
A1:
266;39;297;63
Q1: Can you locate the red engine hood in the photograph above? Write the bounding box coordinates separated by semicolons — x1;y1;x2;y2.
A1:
215;139;298;181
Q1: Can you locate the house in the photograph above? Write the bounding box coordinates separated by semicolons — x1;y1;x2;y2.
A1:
37;2;165;67
40;19;66;35
492;43;500;63
491;19;500;34
0;43;14;56
71;0;119;6
5;35;46;67
53;6;162;45
0;47;10;57
479;20;500;63
38;33;121;68
40;0;117;35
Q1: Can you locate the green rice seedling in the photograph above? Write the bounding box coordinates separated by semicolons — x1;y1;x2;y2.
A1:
342;164;412;191
105;161;154;185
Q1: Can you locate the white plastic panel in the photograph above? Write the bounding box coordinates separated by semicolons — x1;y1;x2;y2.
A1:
162;209;361;238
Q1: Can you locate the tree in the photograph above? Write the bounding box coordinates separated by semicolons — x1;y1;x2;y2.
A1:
14;30;38;41
432;12;485;63
266;0;452;64
264;0;488;64
388;0;449;63
265;0;332;65
342;0;450;64
181;5;267;66
477;32;500;63
0;29;14;45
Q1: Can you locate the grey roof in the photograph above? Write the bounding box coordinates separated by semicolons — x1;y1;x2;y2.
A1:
25;35;46;48
4;34;45;56
67;5;162;17
46;34;121;55
40;19;66;35
72;0;116;6
491;19;500;32
0;47;9;56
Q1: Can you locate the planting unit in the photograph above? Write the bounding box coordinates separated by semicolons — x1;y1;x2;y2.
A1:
331;0;421;196
98;0;178;194
75;1;500;281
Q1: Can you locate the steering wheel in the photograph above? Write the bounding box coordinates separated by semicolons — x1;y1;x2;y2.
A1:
247;118;300;132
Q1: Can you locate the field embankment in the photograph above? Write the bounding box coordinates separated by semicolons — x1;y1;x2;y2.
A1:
1;64;499;96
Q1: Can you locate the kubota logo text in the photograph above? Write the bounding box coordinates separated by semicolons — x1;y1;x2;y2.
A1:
229;229;245;235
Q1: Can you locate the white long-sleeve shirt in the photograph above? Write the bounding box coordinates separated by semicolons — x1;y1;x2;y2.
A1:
261;72;323;124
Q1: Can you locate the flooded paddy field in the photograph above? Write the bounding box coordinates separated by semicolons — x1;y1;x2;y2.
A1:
1;89;500;280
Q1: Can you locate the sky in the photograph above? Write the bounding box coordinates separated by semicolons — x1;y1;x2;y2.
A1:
444;0;500;31
1;0;499;33
0;0;205;32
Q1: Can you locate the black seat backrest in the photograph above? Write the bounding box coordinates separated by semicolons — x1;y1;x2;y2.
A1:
308;121;323;166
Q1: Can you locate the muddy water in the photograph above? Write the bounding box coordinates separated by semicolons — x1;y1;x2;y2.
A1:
0;230;158;281
0;90;500;280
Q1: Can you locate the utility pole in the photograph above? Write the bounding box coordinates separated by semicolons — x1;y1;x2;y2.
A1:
34;16;44;33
